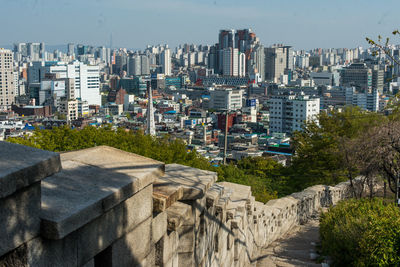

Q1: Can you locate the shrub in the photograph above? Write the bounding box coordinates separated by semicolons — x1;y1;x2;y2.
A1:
320;198;400;266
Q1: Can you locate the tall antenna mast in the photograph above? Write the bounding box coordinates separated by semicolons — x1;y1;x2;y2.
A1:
146;81;156;136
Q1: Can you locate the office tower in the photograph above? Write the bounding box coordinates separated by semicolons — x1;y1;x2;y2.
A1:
265;46;288;83
0;49;15;111
67;43;75;57
43;61;101;105
140;55;150;75
340;63;372;92
128;54;141;76
77;45;88;56
146;81;155;136
114;52;128;74
268;94;320;134
160;49;171;76
209;88;243;110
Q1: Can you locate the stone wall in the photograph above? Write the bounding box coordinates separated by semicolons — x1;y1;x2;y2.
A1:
0;143;356;267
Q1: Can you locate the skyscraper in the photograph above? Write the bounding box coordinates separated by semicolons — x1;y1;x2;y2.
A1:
160;48;171;76
222;48;238;76
0;49;15;111
265;45;288;83
67;43;75;57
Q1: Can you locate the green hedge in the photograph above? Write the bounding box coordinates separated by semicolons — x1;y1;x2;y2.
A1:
320;198;400;266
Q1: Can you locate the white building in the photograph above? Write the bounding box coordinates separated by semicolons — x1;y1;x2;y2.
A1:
209;88;243;110
28;61;101;106
160;49;171;76
268;94;320;134
0;49;15;111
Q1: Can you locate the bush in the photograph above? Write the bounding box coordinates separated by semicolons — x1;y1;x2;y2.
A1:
320;198;400;266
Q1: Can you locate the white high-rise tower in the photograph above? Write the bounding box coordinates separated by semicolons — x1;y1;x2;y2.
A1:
146;81;156;136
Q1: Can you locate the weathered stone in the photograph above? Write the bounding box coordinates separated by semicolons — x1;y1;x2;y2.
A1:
76;186;153;266
157;164;217;200
26;232;78;267
0;182;41;256
166;202;192;231
177;225;195;253
153;184;183;212
178;251;194;267
152;211;168;243
0;141;61;199
40;147;160;240
112;217;152;266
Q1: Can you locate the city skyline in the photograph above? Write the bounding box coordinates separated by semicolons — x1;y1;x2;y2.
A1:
1;0;399;50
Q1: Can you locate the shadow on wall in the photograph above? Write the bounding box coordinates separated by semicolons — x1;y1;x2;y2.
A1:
1;160;156;267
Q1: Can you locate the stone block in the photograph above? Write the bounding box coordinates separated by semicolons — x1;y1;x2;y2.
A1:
153;184;183;212
76;186;152;266
152;211;167;243
26;232;78;267
0;141;61;199
0;182;41;256
41;149;159;240
178;252;194;267
112;217;152;266
157;164;217;200
156;231;179;266
177;225;195;253
139;247;155;267
166;202;192;231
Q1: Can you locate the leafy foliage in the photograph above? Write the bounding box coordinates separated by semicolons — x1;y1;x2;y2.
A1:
7;126;280;202
320;198;400;266
285;106;385;194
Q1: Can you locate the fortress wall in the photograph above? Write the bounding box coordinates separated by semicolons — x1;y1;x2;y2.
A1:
0;144;360;267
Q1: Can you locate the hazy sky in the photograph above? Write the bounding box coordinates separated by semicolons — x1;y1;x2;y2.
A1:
1;0;399;50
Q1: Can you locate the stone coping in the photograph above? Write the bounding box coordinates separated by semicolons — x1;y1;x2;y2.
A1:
40;146;164;240
153;164;217;212
0;141;61;199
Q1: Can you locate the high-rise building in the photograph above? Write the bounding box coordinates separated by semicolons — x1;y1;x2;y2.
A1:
0;49;15;111
128;54;141;76
222;48;238;76
13;42;45;61
34;61;101;105
128;54;150;76
216;29;263;78
67;43;75;57
265;45;289;83
268;94;320;134
160;49;171;76
340;63;372;93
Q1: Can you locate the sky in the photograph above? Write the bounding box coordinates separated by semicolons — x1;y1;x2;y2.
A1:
0;0;399;51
